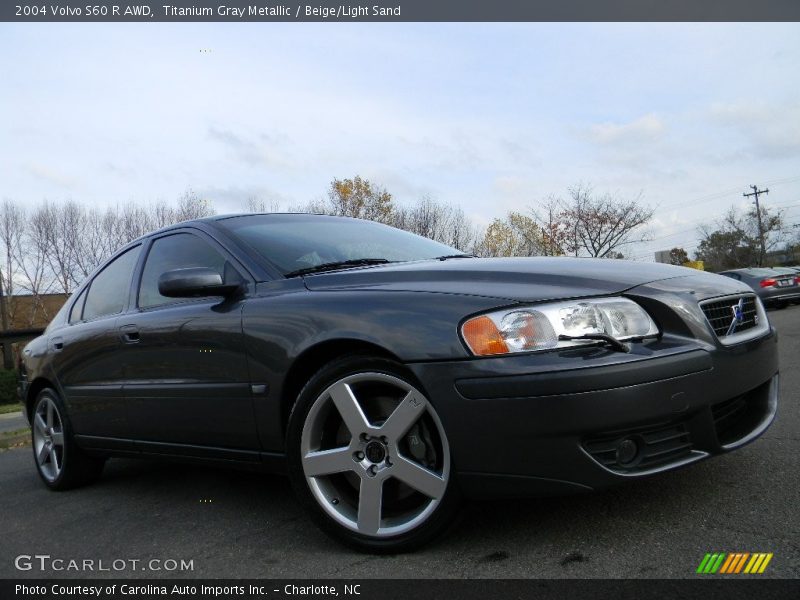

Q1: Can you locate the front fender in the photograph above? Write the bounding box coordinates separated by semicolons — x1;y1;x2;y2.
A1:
241;288;510;452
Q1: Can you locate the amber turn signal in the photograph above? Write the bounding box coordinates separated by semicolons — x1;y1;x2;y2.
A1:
461;315;509;356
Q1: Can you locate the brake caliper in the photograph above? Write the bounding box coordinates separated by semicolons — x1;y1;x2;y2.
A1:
405;422;437;470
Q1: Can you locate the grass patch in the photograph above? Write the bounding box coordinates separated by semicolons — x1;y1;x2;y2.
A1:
0;403;22;415
0;369;18;404
0;427;30;451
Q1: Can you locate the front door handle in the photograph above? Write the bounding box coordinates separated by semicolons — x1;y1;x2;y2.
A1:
51;336;64;351
119;324;140;344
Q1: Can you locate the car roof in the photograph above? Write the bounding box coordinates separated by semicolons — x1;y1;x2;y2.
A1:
124;212;343;244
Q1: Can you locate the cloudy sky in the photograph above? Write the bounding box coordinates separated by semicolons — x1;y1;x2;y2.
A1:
2;22;799;260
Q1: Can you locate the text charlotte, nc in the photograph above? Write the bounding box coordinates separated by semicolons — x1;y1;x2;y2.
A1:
163;4;401;17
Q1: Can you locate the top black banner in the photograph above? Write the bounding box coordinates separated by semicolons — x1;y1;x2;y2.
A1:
3;0;800;22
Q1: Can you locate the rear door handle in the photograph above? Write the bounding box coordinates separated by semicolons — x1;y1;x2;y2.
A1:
119;324;140;344
51;336;64;351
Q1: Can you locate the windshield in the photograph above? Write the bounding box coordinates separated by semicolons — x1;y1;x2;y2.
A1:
217;214;462;276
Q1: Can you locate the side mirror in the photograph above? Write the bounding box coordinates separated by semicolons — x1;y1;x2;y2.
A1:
158;267;241;298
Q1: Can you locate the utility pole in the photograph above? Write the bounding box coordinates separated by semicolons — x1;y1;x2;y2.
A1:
743;185;769;266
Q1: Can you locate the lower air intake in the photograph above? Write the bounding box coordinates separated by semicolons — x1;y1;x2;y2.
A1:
583;423;693;474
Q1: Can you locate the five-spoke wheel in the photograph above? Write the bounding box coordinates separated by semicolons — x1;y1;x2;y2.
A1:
31;388;105;490
33;395;65;482
288;357;459;552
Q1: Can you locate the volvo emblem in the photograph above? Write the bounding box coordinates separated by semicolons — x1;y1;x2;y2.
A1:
365;441;386;464
725;298;745;336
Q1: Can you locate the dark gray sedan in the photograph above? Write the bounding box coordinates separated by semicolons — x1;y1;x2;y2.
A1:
718;267;800;308
19;214;779;552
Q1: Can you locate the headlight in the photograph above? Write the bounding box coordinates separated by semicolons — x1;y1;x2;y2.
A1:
461;297;659;356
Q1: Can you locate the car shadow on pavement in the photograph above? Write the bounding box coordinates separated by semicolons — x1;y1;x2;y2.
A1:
7;437;788;579
91;446;749;556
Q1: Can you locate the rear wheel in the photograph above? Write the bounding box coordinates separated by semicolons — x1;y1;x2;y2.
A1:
32;388;105;490
287;356;460;552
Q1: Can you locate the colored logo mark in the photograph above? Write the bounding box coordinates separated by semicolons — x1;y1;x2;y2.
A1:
696;552;773;574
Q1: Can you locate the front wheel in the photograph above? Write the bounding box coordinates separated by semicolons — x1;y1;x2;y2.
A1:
287;356;460;552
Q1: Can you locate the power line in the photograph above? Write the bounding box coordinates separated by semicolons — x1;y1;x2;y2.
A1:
643;196;799;247
561;175;800;261
647;174;800;214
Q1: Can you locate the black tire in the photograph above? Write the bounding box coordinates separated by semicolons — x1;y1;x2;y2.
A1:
31;387;105;491
286;355;461;553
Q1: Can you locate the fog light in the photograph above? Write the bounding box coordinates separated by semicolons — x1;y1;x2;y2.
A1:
616;438;639;466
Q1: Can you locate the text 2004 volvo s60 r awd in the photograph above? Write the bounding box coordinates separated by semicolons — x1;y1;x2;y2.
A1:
20;214;778;551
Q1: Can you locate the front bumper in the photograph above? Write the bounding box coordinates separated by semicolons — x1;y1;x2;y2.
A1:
408;329;778;499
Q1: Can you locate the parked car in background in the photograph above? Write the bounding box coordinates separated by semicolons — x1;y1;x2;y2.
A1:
770;267;800;304
718;267;800;308
20;214;780;552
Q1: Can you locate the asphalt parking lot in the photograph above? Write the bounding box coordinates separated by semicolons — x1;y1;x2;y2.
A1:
1;307;798;580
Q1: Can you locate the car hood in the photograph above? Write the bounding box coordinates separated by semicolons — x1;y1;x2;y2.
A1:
302;256;708;303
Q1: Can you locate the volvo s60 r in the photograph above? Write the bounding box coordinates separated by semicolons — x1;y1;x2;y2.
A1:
20;214;779;551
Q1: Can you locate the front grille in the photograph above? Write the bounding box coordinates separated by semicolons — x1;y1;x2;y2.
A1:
583;423;693;474
700;295;758;337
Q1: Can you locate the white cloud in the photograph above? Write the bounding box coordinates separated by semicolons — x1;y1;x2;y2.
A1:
3;23;800;260
26;164;79;189
586;114;666;146
710;101;800;159
207;127;295;170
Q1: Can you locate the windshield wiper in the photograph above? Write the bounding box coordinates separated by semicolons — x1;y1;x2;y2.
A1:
284;258;391;278
558;333;631;353
435;254;475;261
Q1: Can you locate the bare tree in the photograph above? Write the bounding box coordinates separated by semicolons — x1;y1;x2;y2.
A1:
113;203;153;244
175;188;215;222
74;207;113;280
16;205;56;325
0;191;219;328
391;196;479;252
245;196;281;213
0;199;25;326
32;201;79;294
530;196;570;256
530;185;653;258
149;200;175;231
572;186;653;257
446;205;480;253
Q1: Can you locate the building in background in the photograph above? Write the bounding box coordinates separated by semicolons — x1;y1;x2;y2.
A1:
0;293;68;371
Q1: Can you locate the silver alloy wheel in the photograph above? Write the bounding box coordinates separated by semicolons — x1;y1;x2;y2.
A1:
33;396;65;482
300;372;450;537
